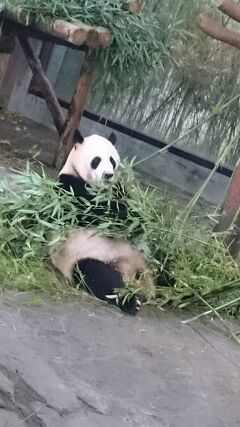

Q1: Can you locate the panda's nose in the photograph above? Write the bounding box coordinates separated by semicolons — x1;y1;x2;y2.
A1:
104;173;114;180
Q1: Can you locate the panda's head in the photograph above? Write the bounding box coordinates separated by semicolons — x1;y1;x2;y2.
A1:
60;130;120;184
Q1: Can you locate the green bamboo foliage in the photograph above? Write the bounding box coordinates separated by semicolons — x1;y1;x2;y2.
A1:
0;164;240;317
84;0;240;166
6;0;240;162
4;0;173;97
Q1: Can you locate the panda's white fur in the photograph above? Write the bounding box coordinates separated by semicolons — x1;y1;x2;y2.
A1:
60;134;120;183
50;228;153;285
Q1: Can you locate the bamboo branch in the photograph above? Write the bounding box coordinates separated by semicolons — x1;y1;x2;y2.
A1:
218;0;240;23
197;13;240;49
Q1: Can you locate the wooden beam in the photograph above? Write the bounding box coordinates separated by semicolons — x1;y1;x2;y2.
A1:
17;35;65;136
5;18;88;52
4;9;112;48
218;0;240;22
36;19;112;48
54;65;93;169
197;13;240;49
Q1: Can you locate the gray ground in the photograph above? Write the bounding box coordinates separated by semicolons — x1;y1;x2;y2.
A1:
0;291;240;427
0;111;240;426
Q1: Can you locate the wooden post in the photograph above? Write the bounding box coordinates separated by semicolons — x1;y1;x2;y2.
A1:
214;160;240;233
213;160;240;259
197;0;240;258
54;64;93;169
225;214;240;259
17;35;65;135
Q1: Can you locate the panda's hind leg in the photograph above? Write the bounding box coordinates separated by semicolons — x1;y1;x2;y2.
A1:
72;258;140;315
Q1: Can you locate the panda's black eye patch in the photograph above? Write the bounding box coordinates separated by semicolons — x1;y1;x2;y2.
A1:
110;156;116;169
91;157;101;170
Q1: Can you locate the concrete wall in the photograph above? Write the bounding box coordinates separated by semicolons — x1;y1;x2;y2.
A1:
0;41;230;207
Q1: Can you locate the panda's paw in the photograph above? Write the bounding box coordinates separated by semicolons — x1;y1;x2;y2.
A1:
105;293;141;316
120;295;141;316
136;298;141;309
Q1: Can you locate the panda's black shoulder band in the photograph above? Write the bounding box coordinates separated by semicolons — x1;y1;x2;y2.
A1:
74;129;84;144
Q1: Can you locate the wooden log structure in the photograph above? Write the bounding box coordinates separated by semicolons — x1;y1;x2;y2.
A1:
197;0;240;258
35;19;112;49
17;35;65;136
4;8;112;48
0;8;113;169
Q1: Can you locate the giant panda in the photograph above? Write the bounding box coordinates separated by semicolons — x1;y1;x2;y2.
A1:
58;129;128;224
51;129;154;315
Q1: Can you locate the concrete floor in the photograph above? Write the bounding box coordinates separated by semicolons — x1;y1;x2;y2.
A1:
0;110;240;427
0;291;240;427
0;108;58;175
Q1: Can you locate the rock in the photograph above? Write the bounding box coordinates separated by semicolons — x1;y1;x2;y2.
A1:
0;291;239;426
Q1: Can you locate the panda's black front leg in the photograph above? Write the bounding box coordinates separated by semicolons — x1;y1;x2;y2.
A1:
72;258;140;315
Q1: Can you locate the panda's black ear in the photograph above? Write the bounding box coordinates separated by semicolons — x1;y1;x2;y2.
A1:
109;132;117;146
74;129;84;144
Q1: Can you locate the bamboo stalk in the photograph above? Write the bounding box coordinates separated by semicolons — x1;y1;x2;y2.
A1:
182;296;240;324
